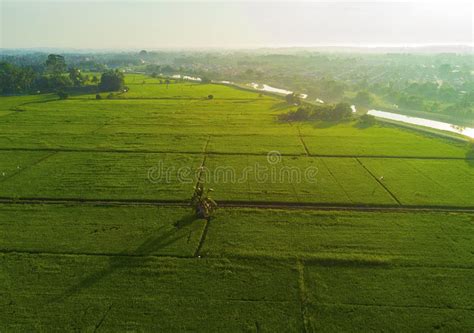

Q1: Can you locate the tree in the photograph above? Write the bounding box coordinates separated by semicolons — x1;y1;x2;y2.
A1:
45;54;66;75
285;93;300;105
332;103;352;121
0;62;36;94
354;91;374;106
191;184;217;219
139;50;148;56
68;68;83;87
98;70;124;92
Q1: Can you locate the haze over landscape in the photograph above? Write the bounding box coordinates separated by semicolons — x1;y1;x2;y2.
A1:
1;0;473;49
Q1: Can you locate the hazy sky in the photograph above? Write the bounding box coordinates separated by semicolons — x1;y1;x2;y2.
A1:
1;0;472;49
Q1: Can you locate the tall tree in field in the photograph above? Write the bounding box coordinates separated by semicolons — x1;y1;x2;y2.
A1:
45;54;66;75
98;70;125;92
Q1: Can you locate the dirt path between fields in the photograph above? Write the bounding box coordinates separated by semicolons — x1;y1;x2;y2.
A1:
1;197;474;213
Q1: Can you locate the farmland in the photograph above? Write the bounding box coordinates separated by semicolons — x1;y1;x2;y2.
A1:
1;76;473;331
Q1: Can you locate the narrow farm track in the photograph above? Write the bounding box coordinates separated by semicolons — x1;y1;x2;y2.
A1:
1;197;474;213
0;147;472;160
355;157;402;205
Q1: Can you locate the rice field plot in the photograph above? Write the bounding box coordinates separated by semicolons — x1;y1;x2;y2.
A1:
0;97;292;150
299;122;468;158
360;158;474;206
203;155;395;204
0;204;205;257
74;82;267;100
202;209;474;267
304;265;474;332
0;254;302;332
0;151;202;200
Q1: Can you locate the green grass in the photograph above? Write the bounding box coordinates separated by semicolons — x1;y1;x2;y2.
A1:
0;151;52;181
0;152;202;200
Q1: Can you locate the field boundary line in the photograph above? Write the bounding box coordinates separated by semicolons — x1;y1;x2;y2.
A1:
297;127;311;156
0;151;58;184
315;301;474;312
1;197;474;212
0;249;193;259
297;259;311;333
2;250;473;271
94;304;113;333
0;147;472;160
355;158;402;206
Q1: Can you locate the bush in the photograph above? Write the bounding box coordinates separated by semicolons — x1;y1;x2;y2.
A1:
358;114;376;126
208;94;214;100
57;91;68;100
107;93;115;99
95;94;102;100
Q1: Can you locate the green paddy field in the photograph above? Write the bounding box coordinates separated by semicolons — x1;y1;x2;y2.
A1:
0;75;473;331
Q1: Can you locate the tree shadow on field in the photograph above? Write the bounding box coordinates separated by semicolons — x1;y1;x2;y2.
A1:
53;213;198;302
270;101;291;111
311;120;342;129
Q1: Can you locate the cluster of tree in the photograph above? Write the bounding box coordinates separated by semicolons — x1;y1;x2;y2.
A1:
0;54;126;96
0;62;36;94
280;102;352;122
